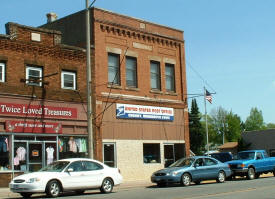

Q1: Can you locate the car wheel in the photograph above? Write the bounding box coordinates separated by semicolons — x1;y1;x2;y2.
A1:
247;167;255;180
46;180;61;198
20;192;32;198
181;173;191;186
216;171;226;183
75;190;85;195
100;178;113;193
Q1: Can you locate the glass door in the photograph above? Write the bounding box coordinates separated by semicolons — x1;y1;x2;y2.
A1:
28;143;43;172
103;143;116;167
164;144;175;167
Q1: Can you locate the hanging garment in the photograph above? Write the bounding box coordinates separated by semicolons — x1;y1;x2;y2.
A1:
16;147;26;161
68;138;77;153
46;147;55;165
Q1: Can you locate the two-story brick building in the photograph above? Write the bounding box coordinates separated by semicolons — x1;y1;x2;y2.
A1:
0;23;90;186
41;7;190;181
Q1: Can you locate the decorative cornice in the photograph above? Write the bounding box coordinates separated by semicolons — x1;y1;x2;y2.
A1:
97;20;184;48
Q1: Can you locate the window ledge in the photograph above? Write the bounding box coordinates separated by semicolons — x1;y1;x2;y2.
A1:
150;90;163;94
125;87;140;91
165;91;177;96
107;84;122;89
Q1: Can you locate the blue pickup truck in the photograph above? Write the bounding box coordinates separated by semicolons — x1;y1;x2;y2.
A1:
227;150;275;180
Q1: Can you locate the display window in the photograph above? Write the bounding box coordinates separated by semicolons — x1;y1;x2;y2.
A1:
0;136;11;170
58;136;88;159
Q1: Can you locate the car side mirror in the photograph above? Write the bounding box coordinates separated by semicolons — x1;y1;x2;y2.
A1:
67;168;74;172
194;163;199;168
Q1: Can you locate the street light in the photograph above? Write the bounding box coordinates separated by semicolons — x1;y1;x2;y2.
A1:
86;0;97;159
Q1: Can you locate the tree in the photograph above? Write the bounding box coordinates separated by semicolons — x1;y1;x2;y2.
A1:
265;123;275;129
225;111;242;142
189;99;205;155
245;107;264;131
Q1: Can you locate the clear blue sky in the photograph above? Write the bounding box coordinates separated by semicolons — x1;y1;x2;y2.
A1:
1;0;275;124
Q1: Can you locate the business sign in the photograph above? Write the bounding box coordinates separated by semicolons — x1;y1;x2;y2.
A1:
5;120;62;134
0;102;77;119
116;104;174;121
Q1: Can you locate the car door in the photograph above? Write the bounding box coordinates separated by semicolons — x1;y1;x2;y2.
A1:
191;158;206;180
82;160;105;188
203;158;219;180
61;161;86;190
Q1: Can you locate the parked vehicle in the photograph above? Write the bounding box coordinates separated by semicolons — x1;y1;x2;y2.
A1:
9;158;123;198
207;152;233;163
151;156;232;187
227;150;275;180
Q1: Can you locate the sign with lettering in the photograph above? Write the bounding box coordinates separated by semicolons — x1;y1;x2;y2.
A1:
0;102;77;119
5;120;62;134
116;104;174;121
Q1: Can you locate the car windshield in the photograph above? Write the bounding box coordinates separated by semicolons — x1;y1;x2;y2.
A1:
237;152;255;160
168;158;194;167
39;161;70;172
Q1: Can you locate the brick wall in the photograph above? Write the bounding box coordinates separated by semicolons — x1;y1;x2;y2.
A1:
0;23;88;103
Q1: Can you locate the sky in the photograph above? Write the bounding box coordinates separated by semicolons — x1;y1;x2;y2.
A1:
1;0;275;124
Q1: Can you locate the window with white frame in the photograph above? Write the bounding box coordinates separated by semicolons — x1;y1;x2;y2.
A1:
165;63;175;92
108;53;120;85
126;56;137;88
61;71;76;90
0;62;5;82
26;66;42;86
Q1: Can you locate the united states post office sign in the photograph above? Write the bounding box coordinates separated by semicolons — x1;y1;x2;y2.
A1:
116;104;174;121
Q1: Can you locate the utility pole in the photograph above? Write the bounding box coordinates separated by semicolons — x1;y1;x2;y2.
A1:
204;87;209;154
86;0;93;159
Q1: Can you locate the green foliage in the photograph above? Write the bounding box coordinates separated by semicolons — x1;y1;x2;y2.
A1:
245;107;264;131
189;99;205;155
225;111;242;142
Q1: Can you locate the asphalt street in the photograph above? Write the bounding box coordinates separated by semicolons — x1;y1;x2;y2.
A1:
2;174;275;199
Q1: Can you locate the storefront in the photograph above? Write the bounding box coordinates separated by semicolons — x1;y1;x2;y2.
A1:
0;98;88;187
101;103;187;181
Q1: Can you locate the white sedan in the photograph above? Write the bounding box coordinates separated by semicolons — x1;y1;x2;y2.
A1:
9;158;123;198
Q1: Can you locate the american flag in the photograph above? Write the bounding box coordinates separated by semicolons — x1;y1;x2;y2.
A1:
205;89;212;104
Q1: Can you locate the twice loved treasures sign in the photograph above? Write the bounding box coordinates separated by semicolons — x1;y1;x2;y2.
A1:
116;104;174;121
0;102;77;119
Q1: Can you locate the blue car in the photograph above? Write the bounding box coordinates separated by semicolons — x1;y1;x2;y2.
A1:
151;156;232;187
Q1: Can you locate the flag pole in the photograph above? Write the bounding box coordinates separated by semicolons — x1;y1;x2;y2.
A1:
204;86;209;154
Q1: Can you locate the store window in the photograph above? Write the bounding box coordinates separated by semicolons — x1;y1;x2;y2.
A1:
143;143;160;163
165;63;175;92
126;56;137;88
14;142;27;171
58;136;88;159
26;66;43;86
108;53;120;85
61;71;76;90
164;143;185;167
0;62;5;82
150;61;161;90
0;136;10;170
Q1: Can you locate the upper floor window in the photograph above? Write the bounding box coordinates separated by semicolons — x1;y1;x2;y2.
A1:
165;63;175;92
126;56;137;88
61;71;76;90
26;66;42;86
108;53;120;85
0;62;5;82
150;61;161;90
